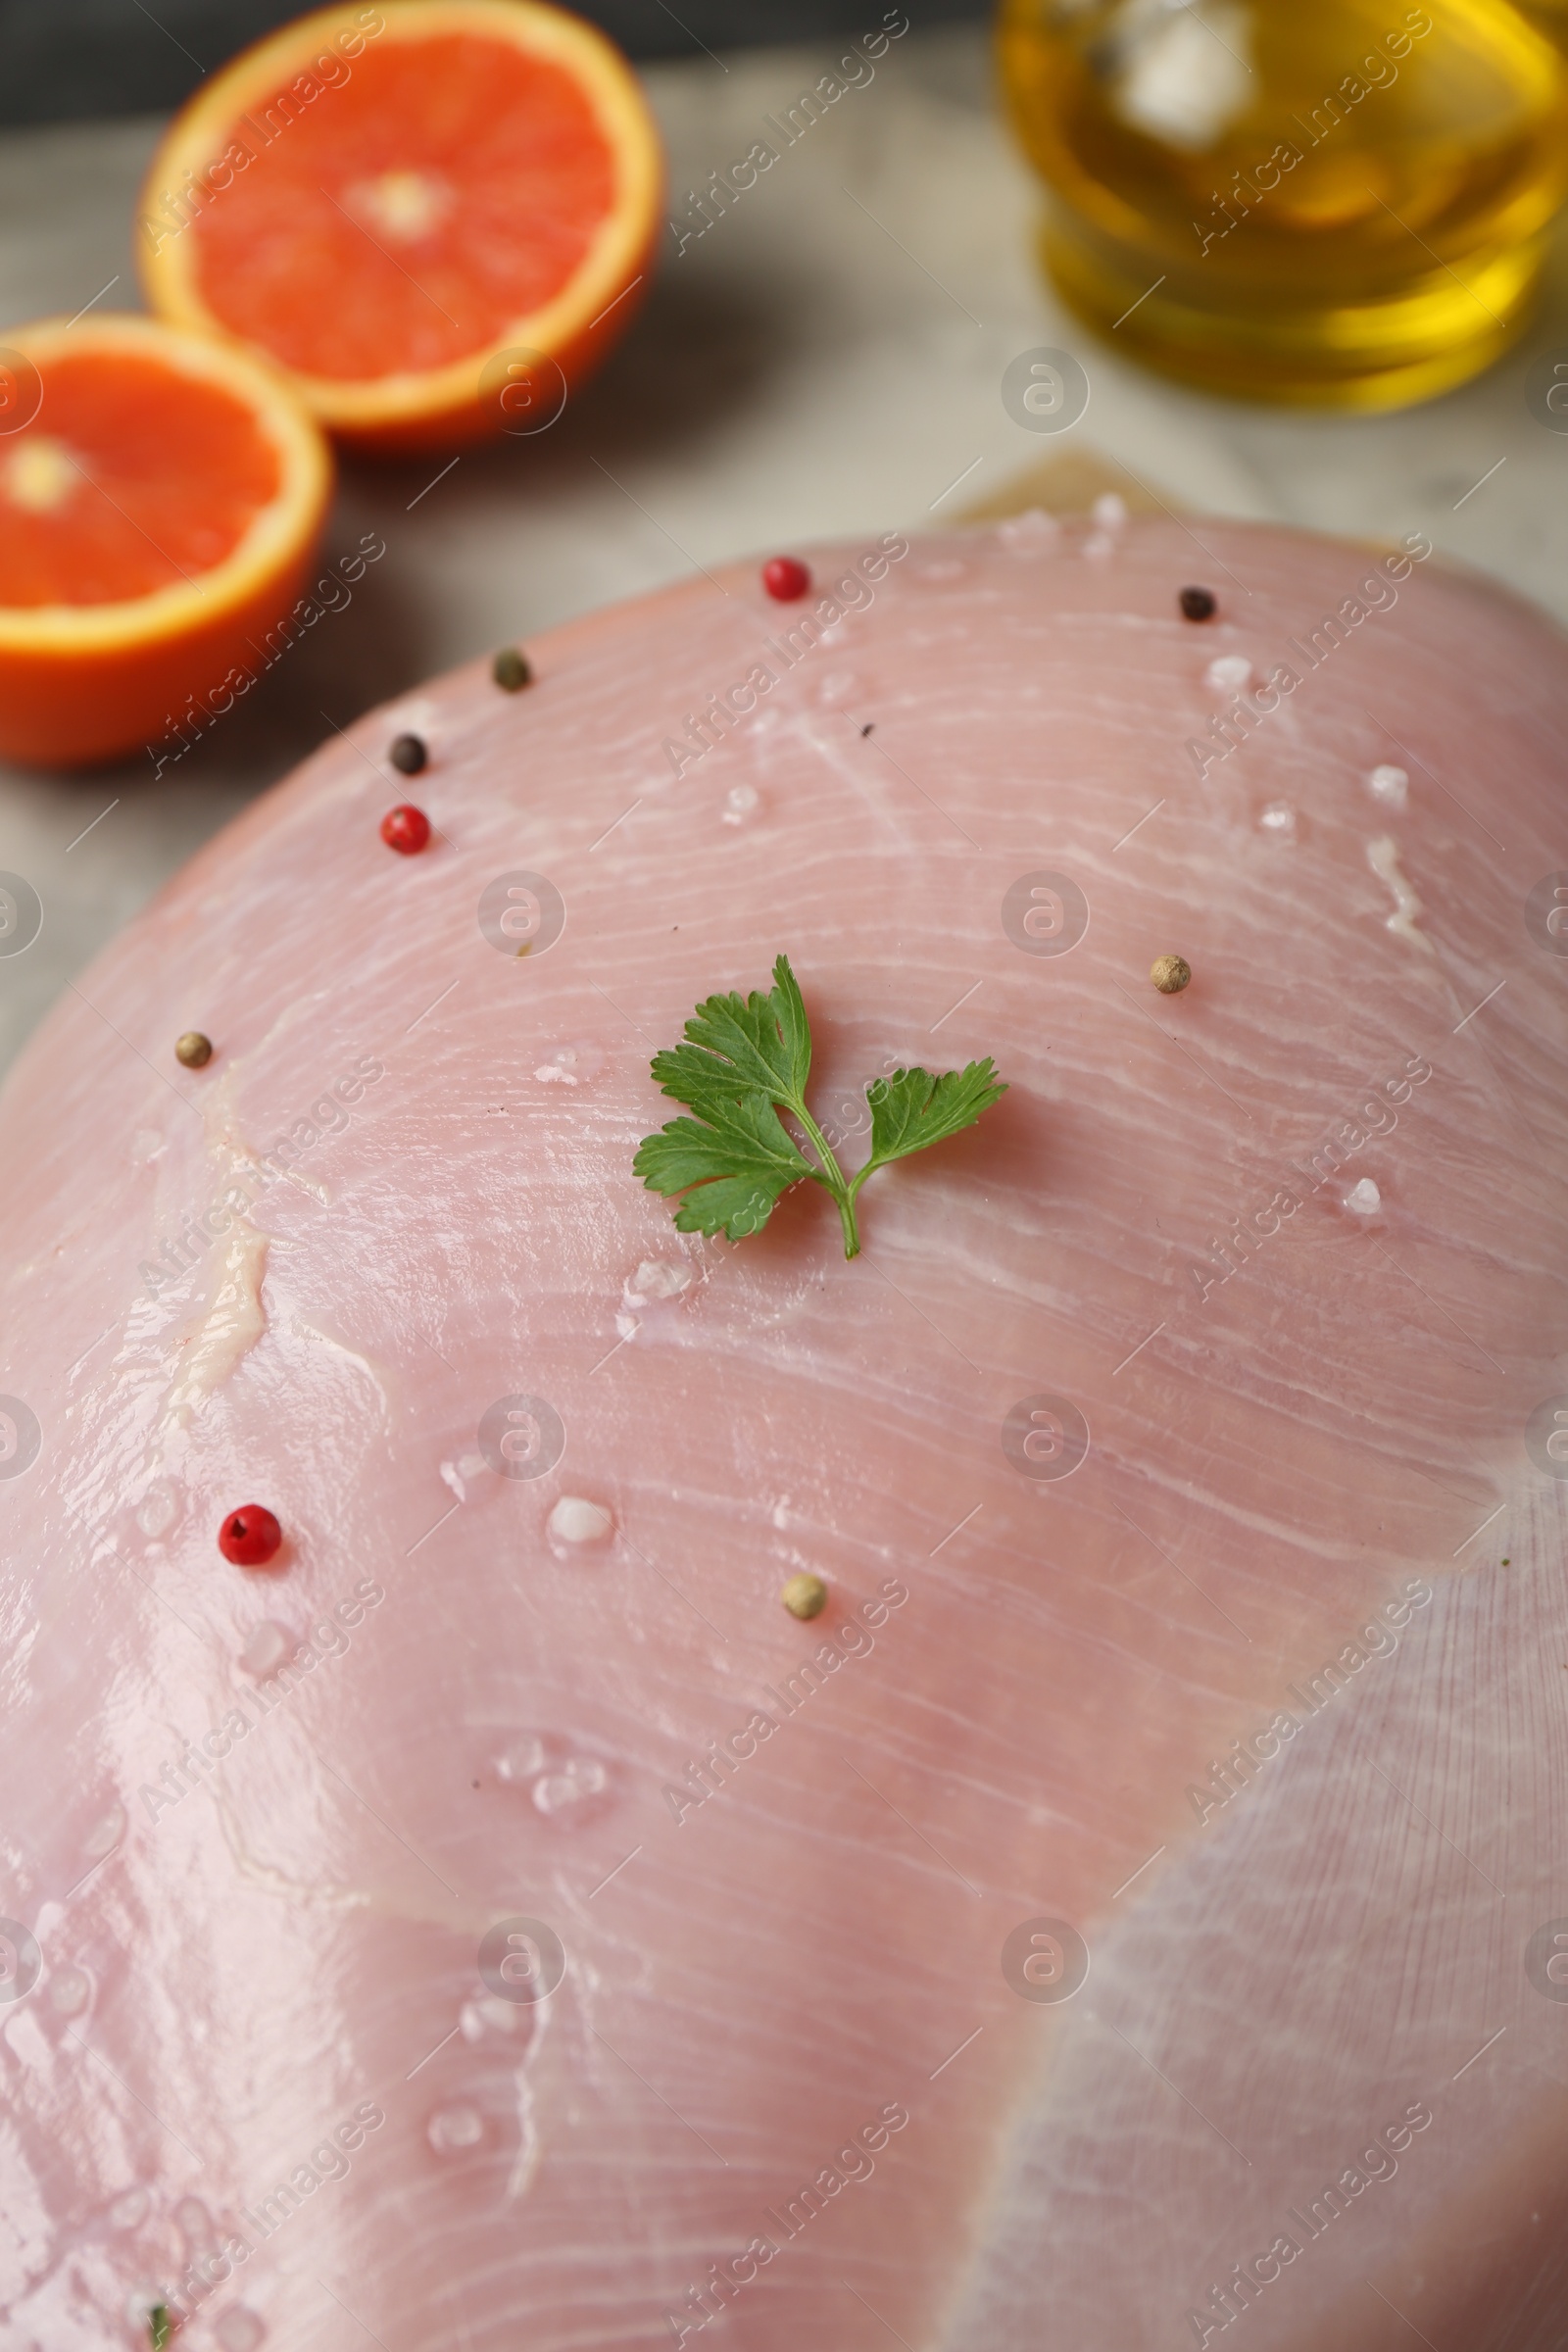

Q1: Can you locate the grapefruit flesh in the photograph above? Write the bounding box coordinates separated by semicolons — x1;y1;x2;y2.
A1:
0;349;282;607
0;315;330;770
138;1;663;454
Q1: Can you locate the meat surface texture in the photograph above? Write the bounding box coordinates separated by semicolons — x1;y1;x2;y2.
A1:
1;514;1566;2352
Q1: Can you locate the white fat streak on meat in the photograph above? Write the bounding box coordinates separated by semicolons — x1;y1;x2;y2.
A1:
158;1219;270;1439
1367;833;1434;955
0;522;1564;2348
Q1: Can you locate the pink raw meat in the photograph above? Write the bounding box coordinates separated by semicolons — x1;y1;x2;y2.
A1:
1;513;1567;2352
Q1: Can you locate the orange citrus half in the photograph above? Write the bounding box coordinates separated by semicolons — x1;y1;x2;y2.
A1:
0;314;331;771
137;0;664;456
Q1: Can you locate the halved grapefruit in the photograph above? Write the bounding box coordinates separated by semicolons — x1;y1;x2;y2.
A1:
0;314;331;771
137;0;664;456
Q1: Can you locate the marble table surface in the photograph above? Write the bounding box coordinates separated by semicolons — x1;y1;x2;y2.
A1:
1;23;1564;1079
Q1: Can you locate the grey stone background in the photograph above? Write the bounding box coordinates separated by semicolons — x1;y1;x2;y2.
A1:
0;0;988;122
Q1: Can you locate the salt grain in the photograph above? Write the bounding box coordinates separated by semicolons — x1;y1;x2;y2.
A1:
533;1758;608;1814
240;1620;291;1676
428;2103;485;2154
1366;763;1408;809
547;1497;614;1547
216;2307;267;2351
50;1966;89;2016
625;1259;691;1306
136;1482;177;1538
494;1734;546;1785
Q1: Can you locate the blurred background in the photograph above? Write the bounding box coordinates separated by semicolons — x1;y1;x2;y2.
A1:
0;0;990;121
0;0;1564;1079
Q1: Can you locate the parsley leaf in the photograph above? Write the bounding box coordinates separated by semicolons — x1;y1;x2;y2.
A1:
633;1089;816;1240
636;956;1006;1257
860;1061;1007;1170
648;954;811;1114
149;2309;172;2351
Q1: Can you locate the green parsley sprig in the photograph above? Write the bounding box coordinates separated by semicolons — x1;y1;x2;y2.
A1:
634;955;1005;1259
149;2308;172;2351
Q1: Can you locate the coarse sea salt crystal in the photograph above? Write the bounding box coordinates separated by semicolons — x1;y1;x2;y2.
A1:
174;2196;211;2243
1366;762;1408;808
215;2312;266;2352
547;1496;614;1548
241;1620;292;1675
428;2102;485;2154
50;1966;89;2016
625;1259;691;1306
136;1481;177;1538
439;1450;488;1503
1346;1178;1381;1215
494;1734;546;1785
533;1757;609;1815
1205;654;1252;693
462;1993;522;2040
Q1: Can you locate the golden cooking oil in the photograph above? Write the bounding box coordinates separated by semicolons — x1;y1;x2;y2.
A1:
997;0;1568;407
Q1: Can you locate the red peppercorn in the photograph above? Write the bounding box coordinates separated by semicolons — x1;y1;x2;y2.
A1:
762;556;811;603
219;1505;283;1568
381;804;431;855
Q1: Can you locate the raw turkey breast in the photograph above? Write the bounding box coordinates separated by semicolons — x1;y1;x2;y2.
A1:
1;512;1566;2352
